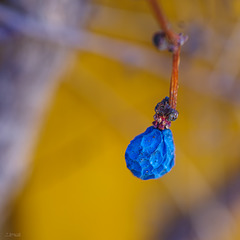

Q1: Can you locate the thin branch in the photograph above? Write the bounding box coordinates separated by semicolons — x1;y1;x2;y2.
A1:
148;0;179;45
170;48;180;109
147;0;184;109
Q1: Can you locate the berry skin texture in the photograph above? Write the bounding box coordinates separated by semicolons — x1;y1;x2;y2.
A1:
125;126;175;180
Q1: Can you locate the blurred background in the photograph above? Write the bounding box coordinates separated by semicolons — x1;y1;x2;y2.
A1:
1;0;240;240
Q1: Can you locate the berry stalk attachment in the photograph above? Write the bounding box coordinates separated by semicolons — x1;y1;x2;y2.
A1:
125;0;188;180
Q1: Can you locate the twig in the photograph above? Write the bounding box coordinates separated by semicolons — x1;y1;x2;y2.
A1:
170;47;180;109
148;0;179;45
148;0;185;109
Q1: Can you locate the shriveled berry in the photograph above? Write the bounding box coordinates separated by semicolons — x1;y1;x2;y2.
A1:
125;126;175;180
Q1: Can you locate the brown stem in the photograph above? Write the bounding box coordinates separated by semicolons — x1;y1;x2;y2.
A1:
169;47;180;109
147;0;181;109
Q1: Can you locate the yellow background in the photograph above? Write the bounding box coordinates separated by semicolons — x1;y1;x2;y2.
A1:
9;1;240;240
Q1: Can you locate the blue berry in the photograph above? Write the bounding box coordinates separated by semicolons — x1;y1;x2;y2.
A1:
125;126;175;180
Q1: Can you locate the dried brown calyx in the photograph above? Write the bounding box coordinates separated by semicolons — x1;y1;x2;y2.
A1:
152;97;179;130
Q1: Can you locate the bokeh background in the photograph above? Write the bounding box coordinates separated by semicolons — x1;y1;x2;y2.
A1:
1;0;240;240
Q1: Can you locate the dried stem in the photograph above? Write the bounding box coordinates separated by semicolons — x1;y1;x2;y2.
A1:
148;0;181;109
170;47;180;109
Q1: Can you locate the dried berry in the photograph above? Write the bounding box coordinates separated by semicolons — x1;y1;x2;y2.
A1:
126;0;187;180
125;126;175;180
